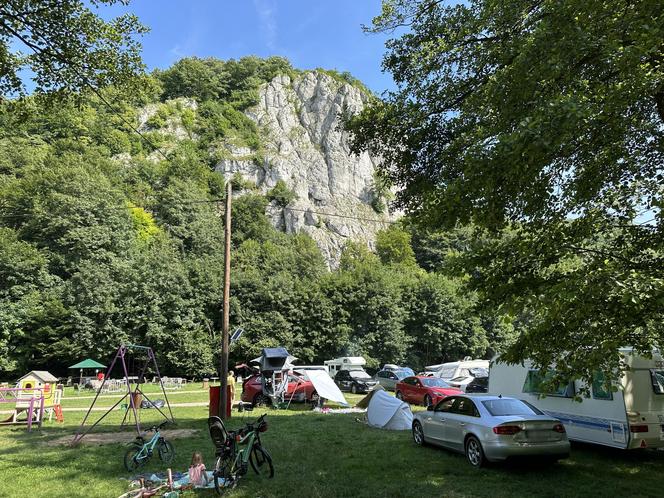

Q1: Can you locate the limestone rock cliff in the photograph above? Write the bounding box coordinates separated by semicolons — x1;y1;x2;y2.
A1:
215;71;392;267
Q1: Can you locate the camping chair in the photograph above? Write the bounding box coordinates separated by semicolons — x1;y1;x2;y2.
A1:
207;416;230;456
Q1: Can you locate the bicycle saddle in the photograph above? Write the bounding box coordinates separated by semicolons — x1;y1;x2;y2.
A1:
207;416;229;449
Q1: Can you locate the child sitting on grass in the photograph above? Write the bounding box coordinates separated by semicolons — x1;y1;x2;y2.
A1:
188;452;210;487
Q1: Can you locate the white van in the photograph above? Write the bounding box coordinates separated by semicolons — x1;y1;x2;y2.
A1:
324;357;366;379
488;349;664;450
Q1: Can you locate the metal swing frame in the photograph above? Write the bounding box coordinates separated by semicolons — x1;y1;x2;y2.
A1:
72;344;175;444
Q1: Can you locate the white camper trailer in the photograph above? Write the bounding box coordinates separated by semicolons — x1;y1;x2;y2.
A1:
489;349;664;450
426;358;489;384
324;357;366;379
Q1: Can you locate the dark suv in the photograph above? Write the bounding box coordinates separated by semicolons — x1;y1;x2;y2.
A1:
334;369;378;394
464;376;488;393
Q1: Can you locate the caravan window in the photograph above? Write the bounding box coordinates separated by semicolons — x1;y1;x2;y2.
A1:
522;370;575;398
651;370;664;395
591;372;613;400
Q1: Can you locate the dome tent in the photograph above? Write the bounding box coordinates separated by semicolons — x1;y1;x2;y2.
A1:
366;389;413;430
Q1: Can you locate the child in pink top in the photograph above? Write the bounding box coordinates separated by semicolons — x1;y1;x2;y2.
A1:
188;452;210;487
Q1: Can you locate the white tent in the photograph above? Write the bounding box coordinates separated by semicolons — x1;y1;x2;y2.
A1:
366;389;413;430
303;369;348;406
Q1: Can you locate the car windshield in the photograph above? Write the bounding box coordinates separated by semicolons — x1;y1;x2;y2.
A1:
482;398;543;416
350;370;371;379
395;368;414;379
421;378;452;388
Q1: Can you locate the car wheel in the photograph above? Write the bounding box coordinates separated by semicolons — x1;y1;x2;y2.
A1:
310;391;320;404
423;394;432;407
253;394;270;407
412;421;425;446
351;384;357;394
465;436;485;468
395;391;403;401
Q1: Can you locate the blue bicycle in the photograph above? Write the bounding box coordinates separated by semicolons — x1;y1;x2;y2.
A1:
124;421;175;471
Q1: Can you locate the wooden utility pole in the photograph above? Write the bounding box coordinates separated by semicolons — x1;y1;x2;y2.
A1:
220;179;232;419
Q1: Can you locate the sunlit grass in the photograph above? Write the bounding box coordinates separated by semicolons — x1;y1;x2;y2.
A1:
1;395;663;498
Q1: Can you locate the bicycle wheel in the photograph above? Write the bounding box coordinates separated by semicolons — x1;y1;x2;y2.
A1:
124;443;144;472
249;445;274;478
213;453;236;495
158;439;175;464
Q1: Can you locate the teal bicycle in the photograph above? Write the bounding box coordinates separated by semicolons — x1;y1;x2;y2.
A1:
208;414;274;494
124;421;175;471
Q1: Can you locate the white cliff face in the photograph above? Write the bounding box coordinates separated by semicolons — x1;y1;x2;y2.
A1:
216;71;392;267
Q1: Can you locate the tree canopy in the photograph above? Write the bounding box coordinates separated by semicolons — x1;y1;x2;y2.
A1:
0;0;146;97
348;0;664;386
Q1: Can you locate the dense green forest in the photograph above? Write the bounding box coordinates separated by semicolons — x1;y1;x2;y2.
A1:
0;56;514;379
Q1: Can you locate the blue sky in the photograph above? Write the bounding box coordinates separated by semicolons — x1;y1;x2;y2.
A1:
99;0;394;94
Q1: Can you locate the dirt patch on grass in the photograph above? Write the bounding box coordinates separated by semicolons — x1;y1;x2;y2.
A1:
46;428;199;446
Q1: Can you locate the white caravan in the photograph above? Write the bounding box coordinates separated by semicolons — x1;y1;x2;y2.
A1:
489;349;664;450
324;357;366;379
426;357;490;388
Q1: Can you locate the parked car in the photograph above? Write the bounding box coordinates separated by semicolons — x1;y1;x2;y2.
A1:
375;367;415;391
334;369;378;394
464;376;488;393
412;395;570;467
447;367;489;391
241;373;317;406
395;376;463;406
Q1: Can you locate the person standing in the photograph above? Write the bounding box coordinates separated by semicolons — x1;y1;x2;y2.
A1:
227;370;236;405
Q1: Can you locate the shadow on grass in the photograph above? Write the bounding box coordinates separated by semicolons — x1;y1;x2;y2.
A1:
2;406;664;498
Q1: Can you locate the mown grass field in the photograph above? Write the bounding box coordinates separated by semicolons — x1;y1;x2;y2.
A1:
1;389;663;498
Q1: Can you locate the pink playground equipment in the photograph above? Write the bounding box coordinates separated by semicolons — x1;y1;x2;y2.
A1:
73;344;174;444
0;370;64;431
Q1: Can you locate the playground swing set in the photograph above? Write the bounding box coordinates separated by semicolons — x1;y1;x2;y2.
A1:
0;371;64;431
73;344;175;444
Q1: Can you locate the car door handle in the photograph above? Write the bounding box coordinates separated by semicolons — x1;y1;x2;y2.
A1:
459;422;466;427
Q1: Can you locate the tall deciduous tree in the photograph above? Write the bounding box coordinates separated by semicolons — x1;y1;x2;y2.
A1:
0;0;146;97
348;0;664;384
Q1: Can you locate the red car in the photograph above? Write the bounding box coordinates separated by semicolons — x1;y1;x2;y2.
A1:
395;376;463;406
241;373;318;406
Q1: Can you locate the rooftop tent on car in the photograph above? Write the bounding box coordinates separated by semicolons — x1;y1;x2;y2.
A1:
253;348;297;372
251;347;297;406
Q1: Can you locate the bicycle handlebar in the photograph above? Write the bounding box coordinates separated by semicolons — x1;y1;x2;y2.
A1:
149;421;169;432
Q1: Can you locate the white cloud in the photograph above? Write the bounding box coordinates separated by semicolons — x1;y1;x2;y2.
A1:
253;0;278;51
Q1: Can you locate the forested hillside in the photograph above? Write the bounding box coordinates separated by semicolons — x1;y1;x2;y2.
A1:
0;56;513;379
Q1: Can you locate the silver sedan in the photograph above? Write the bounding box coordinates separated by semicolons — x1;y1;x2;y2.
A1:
412;395;570;467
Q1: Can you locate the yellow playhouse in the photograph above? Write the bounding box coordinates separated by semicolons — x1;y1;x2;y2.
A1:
16;371;61;422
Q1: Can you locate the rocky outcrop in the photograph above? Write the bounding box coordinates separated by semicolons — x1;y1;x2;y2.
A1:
216;71;392;267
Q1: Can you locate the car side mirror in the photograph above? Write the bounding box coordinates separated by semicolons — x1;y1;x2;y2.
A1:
426;405;434;411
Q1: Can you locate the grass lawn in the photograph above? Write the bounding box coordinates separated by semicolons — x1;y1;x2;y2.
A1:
58;382;211;409
1;393;663;498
